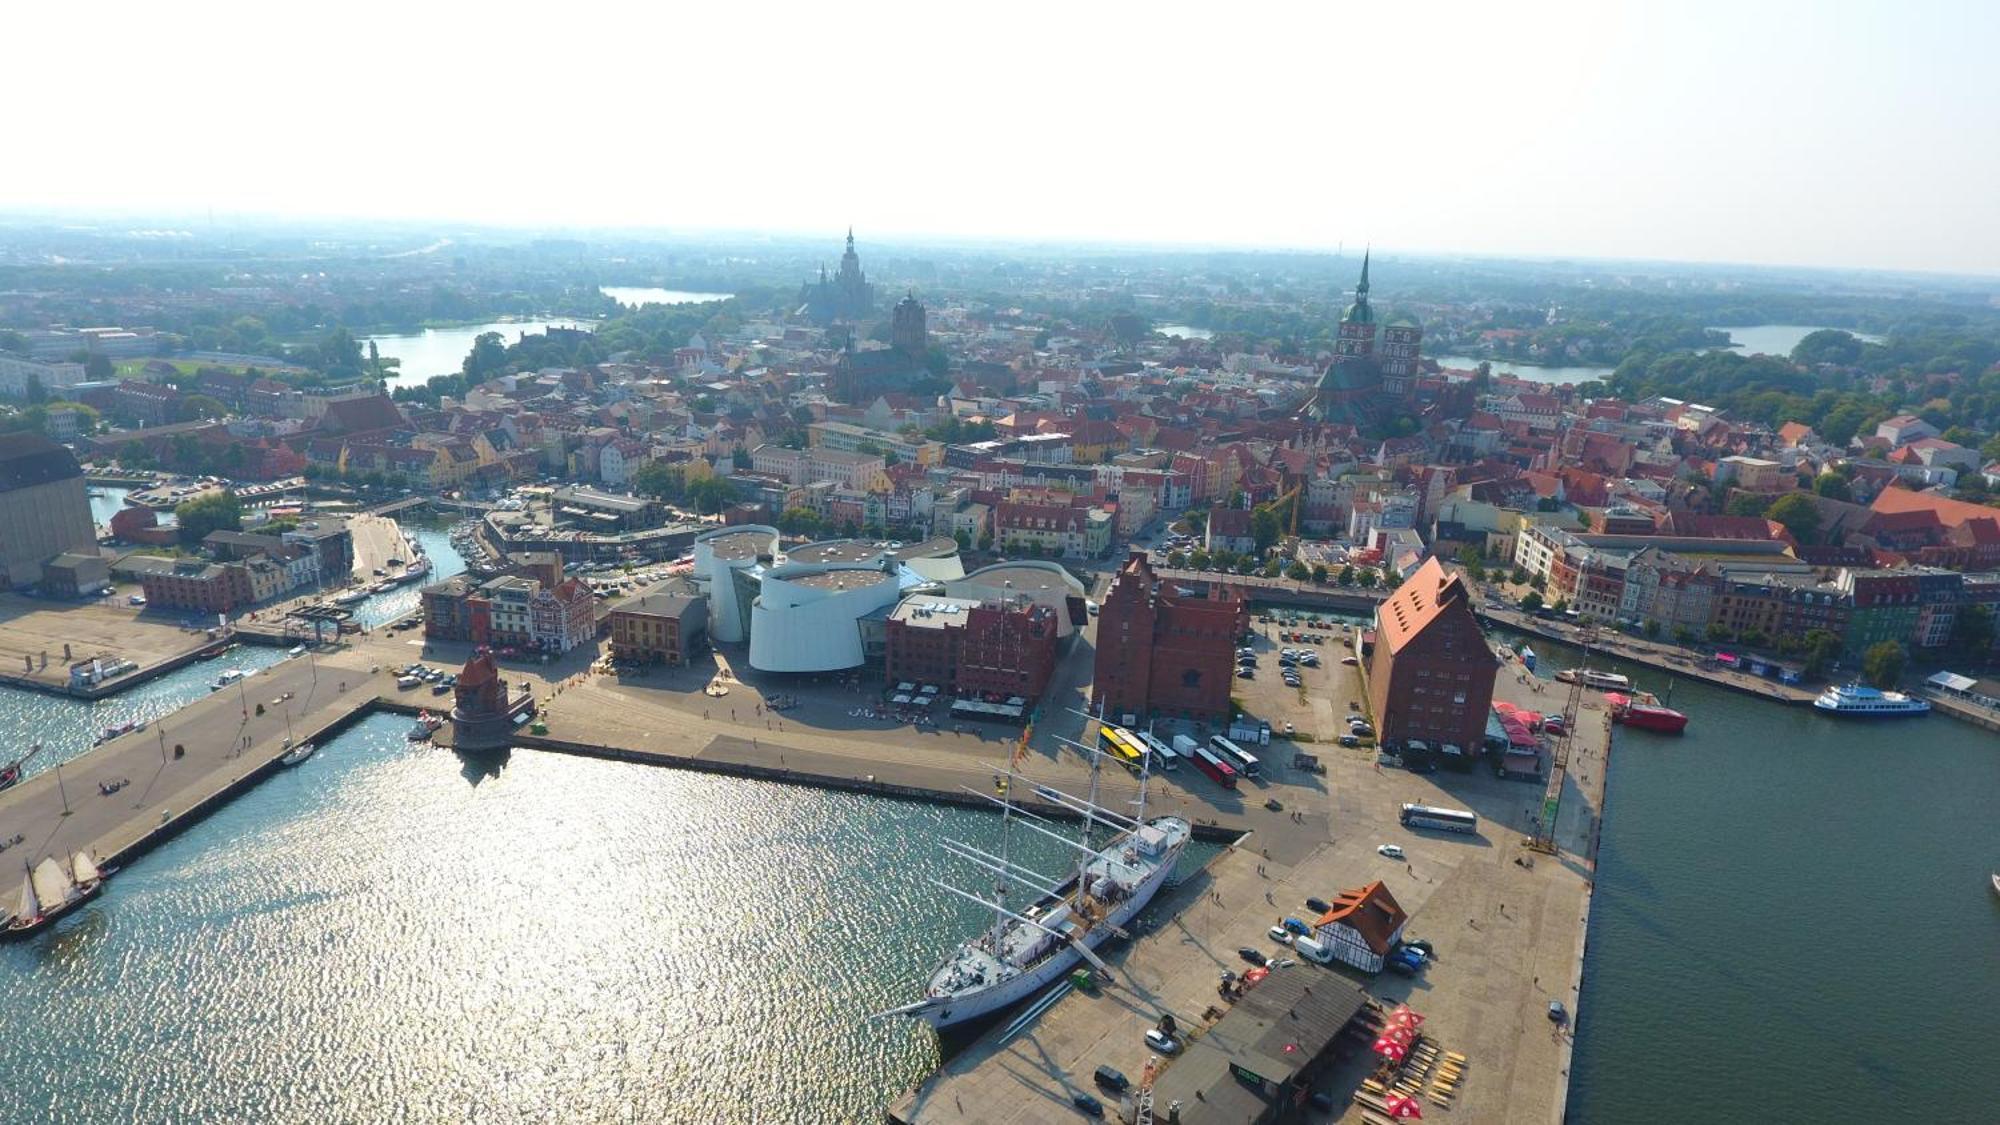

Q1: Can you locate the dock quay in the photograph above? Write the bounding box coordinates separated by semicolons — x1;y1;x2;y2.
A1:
0;646;384;877
1476;604;1815;706
885;664;1609;1124
0;589;232;700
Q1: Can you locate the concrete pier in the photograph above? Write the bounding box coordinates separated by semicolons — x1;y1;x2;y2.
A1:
0;647;382;877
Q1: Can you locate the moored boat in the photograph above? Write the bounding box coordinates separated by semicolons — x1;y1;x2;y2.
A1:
880;741;1190;1030
278;741;316;767
1812;683;1930;718
2;852;105;940
1606;691;1688;733
332;589;370;606
1556;667;1633;692
213;669;245;690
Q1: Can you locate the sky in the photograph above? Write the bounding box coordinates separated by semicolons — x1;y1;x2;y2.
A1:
7;0;1998;274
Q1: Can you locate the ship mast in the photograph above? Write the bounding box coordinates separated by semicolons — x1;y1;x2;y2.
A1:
992;771;1014;950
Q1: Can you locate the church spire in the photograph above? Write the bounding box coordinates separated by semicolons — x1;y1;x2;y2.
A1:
847;226;855;250
1358;247;1370;296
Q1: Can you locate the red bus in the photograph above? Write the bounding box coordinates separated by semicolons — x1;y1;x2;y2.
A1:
1186;740;1239;789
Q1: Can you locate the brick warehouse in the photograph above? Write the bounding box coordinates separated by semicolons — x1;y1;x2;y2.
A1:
1366;556;1497;755
884;594;1060;703
1091;552;1246;723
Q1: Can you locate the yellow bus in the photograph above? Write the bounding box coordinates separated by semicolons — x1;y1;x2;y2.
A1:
1096;724;1148;774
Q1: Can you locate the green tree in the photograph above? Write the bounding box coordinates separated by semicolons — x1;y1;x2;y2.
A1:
1725;493;1769;517
316;328;364;379
683;476;738;515
1336;564;1355;586
175;491;244;545
631;461;682;501
1356;569;1378;589
1946;603;1995;664
462;331;508;380
1520;591;1544;612
1861;640;1907;688
177;395;228;422
1189;549;1211;570
777;507;823;536
1510;566;1529;585
1802;629;1843;678
1287;561;1311;582
1764;492;1822;544
1250;506;1281;553
1310;563;1328;584
1642;619;1661;637
84;353;114;380
1166;549;1187;568
0;330;29;355
23;374;48;405
1706;623;1732;643
1812;472;1852;501
731;447;753;470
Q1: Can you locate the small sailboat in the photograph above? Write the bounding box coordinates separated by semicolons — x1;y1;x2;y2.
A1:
1990;873;2000;899
278;741;316;767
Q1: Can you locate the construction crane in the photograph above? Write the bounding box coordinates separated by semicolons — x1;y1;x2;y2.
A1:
1528;625;1594;856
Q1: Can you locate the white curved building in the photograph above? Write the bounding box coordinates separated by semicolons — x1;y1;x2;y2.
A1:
692;525;779;644
746;538;962;673
946;561;1088;638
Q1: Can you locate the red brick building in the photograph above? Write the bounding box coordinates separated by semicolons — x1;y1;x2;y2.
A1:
138;558;253;613
1366;557;1497;755
884;595;1060;703
1091;552;1246;723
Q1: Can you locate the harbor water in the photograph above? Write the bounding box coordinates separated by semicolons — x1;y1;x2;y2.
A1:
1529;642;2000;1123
0;522;1215;1120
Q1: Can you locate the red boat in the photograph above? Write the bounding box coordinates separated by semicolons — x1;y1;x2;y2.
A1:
1606;692;1688;734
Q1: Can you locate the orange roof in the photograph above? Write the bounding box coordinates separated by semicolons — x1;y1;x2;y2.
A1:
1375;557;1468;655
1313;880;1408;954
1870;485;2000;530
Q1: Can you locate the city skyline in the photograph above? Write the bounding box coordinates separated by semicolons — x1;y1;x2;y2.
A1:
3;0;1996;275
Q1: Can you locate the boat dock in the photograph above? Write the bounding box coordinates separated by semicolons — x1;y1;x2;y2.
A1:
885;668;1609;1124
0;590;232;700
1477;604;1816;706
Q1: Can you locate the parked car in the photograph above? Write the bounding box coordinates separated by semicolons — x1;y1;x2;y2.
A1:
1093;1066;1129;1093
1144;1028;1181;1056
1269;924;1293;945
1237;946;1268;966
1071;1091;1105;1118
1377;844;1405;859
1281;917;1311;936
1339;734;1361;748
1305;896;1332;914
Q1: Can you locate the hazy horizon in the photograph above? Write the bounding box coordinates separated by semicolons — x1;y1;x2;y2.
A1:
6;0;1997;276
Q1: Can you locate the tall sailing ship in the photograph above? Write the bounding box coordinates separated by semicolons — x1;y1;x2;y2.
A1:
881;740;1190;1030
3;852;105;939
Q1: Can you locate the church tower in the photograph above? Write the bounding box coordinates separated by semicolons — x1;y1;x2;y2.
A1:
1309;252;1385;425
892;291;928;360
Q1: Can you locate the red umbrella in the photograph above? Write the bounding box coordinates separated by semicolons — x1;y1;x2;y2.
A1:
1372;1037;1407;1059
1383;1093;1424;1118
1382;1025;1416;1047
1389;1004;1426;1027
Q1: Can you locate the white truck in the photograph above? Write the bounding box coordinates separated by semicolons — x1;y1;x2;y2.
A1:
1172;734;1201;757
1293;936;1334;965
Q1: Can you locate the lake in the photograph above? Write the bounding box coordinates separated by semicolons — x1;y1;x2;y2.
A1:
1708;324;1885;358
1431;355;1616;385
365;320;595;388
599;286;734;308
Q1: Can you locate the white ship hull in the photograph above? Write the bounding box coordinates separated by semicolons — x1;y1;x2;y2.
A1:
913;835;1186;1030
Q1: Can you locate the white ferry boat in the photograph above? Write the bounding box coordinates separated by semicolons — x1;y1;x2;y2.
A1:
1812;683;1930;718
1555;668;1633;691
882;758;1189;1030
